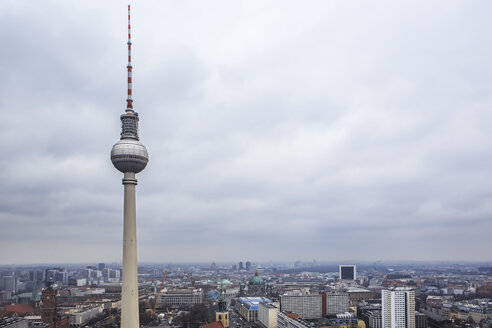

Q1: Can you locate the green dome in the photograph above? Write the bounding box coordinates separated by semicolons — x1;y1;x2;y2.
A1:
220;279;232;285
249;271;264;285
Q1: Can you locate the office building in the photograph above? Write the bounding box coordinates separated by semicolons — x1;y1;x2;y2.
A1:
2;276;18;294
277;312;310;328
415;312;427;328
160;288;203;306
326;292;349;315
236;297;272;322
280;294;323;319
339;265;357;280
382;288;415;328
258;302;278;328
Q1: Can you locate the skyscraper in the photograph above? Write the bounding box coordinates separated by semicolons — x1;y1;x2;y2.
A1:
339;265;357;280
110;5;149;328
381;288;415;328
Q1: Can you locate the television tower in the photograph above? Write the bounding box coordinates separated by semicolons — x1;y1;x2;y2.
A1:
110;5;148;328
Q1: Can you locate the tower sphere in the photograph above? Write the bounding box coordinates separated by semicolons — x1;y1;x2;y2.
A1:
111;138;149;173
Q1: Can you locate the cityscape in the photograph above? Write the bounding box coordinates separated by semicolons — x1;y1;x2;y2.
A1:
0;261;492;328
1;2;492;328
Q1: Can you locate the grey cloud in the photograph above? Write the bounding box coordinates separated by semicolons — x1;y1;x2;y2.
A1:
1;0;492;264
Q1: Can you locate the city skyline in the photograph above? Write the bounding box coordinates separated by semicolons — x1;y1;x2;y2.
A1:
1;1;492;264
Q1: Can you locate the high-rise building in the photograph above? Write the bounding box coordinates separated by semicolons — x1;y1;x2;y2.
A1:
29;270;44;283
55;271;68;286
110;5;149;328
326;292;349;315
239;262;244;271
246;261;252;271
280;294;323;319
382;288;415;328
259;303;278;328
98;263;105;271
339;265;357;280
2;276;18;294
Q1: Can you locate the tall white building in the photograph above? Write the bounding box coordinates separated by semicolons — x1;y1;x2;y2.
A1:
382;288;415;328
259;303;278;328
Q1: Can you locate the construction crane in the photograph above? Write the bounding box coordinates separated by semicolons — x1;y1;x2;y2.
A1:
152;270;168;314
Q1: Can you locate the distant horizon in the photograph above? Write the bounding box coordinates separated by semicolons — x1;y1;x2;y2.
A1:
1;259;492;268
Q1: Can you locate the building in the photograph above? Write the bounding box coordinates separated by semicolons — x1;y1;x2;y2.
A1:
110;5;149;328
277;312;310;328
2;275;18;294
160;288;203;306
280;294;322;319
67;305;104;327
320;318;366;328
327;292;349;315
415;311;427;328
236;297;272;322
216;288;229;328
469;308;492;324
200;322;224;328
40;286;69;328
346;288;374;304
360;310;382;328
248;271;267;297
0;304;36;317
258;302;278;328
41;287;58;323
0;318;28;328
340;265;357;281
382;288;415;328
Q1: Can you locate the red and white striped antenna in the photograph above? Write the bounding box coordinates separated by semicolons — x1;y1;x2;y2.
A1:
126;4;133;112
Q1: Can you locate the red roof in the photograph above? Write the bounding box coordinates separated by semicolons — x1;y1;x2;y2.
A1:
285;313;300;319
200;321;224;328
0;303;37;316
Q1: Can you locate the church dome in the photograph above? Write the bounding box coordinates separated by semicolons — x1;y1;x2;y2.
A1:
249;271;264;285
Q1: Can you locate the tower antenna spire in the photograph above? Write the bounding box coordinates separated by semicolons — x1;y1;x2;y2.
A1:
126;4;133;112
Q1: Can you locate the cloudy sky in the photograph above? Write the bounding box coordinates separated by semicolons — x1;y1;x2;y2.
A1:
1;1;491;265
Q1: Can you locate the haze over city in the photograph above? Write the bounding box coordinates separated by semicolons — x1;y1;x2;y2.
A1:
1;1;492;264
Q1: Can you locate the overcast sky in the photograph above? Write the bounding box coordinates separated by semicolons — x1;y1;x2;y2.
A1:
1;1;492;265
